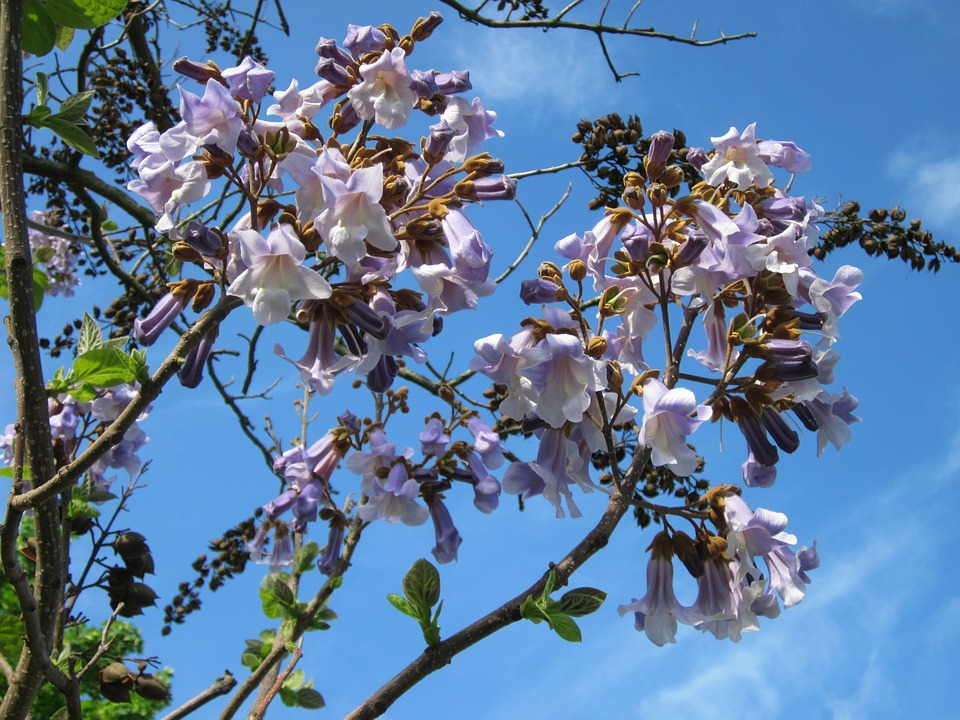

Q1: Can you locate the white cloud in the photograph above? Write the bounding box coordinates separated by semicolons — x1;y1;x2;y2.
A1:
889;141;960;229
449;29;608;114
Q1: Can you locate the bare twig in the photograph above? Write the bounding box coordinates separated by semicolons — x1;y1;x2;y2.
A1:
160;671;237;720
249;639;304;720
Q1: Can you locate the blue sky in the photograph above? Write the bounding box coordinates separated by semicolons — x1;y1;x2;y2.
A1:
3;1;960;718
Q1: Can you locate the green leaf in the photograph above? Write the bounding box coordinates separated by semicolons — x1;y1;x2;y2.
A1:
65;382;97;402
548;613;582;643
519;595;544;624
293;541;320;575
42;117;99;157
296;687;326;710
54;25;75;51
282;669;305;690
22;0;57;56
32;265;49;310
240;652;261;670
258;574;296;620
0;466;30;480
542;569;556;600
278;685;299;707
67;497;100;523
101;219;118;232
556;587;607;618
402;558;441;612
76;312;103;355
55;90;95;122
45;0;128;30
386;593;420;621
36;72;48;107
71;347;136;387
25;105;52;127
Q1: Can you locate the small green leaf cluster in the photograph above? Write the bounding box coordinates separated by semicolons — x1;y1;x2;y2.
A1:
24;73;100;156
46;314;149;401
23;0;128;56
258;572;337;634
520;570;607;643
278;669;326;710
387;558;444;646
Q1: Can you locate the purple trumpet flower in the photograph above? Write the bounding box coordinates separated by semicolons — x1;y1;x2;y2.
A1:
647;130;675;167
764;339;818;382
134;292;188;346
760;408;800;453
318;521;346;576
435;70;471;95
520;278;563;305
178;329;216;388
366;354;398;392
427;496;463;564
423;120;456;164
736;413;779;468
469;176;517;201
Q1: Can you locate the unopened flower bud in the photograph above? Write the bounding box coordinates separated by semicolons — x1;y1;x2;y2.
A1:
647;130;675;168
435;69;471;95
585;336;608;359
622;186;645;211
173;57;222;84
330;99;360;134
315;58;352;87
646;183;668;206
568;259;587;282
685;147;708;171
422;120;455;164
412;12;444;41
462;153;505;176
660;165;685;189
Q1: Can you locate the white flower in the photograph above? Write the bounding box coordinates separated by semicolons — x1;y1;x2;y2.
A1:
227;225;331;325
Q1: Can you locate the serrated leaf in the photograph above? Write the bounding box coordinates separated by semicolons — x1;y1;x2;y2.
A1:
77;312;103;355
557;587;607;617
549;613;582;643
402;558;440;612
36;72;48;106
296;687;326;710
23;0;57;56
55;25;75;51
71;347;136;387
56;90;95;122
293;541;320;575
386;593;420;620
42;117;99;157
45;0;128;30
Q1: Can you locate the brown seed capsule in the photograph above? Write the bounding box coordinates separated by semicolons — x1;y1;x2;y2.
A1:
135;674;170;701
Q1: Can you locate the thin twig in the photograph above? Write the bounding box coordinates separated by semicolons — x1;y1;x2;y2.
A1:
249;638;304;720
160;671;237;720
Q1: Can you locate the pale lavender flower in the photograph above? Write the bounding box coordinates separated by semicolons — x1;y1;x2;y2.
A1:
639;379;711;477
221;57;275;102
163;81;244;157
441;96;503;162
466;416;504;469
419;418;450;456
758;139;811;174
346;47;417;129
805;388;860;455
343;24;389;57
227;225;332;325
316;164;397;267
618;532;686;646
358;463;429;525
701;123;774;190
519;333;605;428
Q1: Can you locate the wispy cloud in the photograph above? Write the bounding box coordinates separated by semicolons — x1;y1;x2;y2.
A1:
447;28;609;115
889;140;960;229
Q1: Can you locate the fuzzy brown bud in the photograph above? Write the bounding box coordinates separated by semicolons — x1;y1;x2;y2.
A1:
568;259;587;282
